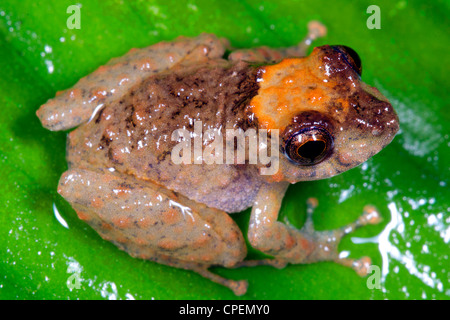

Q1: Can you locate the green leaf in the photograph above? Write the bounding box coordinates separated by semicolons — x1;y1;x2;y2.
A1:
0;0;448;299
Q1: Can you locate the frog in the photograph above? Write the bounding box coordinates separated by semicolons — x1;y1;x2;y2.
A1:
36;21;399;296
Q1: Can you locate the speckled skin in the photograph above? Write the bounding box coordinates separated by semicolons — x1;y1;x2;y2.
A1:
66;59;261;213
37;22;399;295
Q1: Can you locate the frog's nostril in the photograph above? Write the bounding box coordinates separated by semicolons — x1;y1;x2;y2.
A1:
331;45;362;76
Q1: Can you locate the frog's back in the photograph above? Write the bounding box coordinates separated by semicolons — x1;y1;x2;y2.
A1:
67;58;263;212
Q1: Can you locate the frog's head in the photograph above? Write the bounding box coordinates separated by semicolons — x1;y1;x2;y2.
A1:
250;45;399;182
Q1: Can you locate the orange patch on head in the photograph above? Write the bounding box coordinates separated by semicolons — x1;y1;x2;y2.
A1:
249;53;336;131
306;87;326;104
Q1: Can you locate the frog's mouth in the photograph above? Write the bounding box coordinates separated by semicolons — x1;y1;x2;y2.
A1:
279;125;398;182
333;81;400;168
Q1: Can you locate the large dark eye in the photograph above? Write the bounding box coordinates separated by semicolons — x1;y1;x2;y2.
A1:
284;127;333;165
332;45;362;76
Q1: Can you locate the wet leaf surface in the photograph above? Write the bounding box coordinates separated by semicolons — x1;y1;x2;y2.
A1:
0;0;448;299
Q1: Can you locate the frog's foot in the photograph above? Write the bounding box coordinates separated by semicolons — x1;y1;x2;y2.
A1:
58;167;249;296
192;267;248;296
299;198;381;276
248;193;381;276
305;21;328;43
273;20;328;59
228;20;327;63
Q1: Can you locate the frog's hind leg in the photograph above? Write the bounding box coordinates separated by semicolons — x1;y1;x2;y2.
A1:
228;20;327;63
57;167;249;295
37;33;229;131
191;266;248;296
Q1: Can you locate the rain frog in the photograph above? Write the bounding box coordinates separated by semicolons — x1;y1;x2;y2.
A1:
37;22;399;295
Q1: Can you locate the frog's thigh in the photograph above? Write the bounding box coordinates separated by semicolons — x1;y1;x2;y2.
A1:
58;168;249;294
58;168;246;267
37;33;229;131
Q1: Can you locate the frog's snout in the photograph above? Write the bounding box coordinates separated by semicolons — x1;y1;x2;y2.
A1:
331;45;362;76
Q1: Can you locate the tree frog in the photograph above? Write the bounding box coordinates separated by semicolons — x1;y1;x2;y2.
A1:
37;22;399;295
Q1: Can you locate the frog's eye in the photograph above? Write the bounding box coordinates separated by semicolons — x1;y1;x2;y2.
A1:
284;127;333;166
332;45;362;76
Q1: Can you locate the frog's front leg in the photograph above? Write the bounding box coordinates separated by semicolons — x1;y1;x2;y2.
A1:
247;182;381;275
228;21;327;62
58;167;249;295
36;33;229;131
